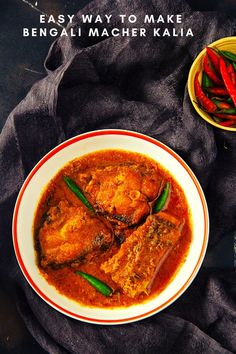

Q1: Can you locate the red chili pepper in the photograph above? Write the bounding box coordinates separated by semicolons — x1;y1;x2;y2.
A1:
205;87;229;96
219;57;236;106
214;113;236;120
211;99;232;109
219;120;235;127
203;55;223;85
194;72;217;113
220;102;232;109
227;64;236;86
206;47;220;72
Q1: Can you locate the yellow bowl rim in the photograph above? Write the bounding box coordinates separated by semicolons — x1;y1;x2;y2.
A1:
188;36;236;132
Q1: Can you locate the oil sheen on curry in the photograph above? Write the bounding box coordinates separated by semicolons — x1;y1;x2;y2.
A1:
34;150;192;308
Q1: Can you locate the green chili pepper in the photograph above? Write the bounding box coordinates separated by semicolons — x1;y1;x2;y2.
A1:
153;182;170;213
218;108;236;114
63;176;94;212
75;271;113;297
233;62;236;71
220;50;236;62
226;97;233;104
202;72;213;88
212;116;224;123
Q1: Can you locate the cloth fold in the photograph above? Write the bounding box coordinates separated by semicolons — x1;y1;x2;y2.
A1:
0;0;236;353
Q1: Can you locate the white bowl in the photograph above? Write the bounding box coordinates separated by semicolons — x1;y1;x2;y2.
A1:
12;129;209;325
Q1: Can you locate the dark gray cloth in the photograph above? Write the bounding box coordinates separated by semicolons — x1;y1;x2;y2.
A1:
0;0;236;353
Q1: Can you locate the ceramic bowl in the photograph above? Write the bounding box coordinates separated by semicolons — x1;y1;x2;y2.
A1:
12;130;209;324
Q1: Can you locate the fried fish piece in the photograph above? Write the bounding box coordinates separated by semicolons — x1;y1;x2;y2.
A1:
38;200;112;268
101;212;183;297
84;164;161;227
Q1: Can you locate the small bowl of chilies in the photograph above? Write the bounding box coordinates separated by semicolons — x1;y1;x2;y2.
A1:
188;36;236;131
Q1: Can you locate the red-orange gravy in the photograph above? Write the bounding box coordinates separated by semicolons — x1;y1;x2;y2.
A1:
34;150;192;308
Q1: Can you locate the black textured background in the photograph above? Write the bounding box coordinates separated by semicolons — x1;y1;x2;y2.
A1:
1;0;236;133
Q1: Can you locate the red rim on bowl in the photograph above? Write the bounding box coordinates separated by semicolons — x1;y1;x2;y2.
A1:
12;129;209;324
